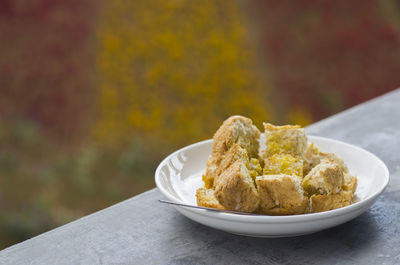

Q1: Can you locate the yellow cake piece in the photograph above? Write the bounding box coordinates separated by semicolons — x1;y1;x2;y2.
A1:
263;153;303;177
263;123;307;158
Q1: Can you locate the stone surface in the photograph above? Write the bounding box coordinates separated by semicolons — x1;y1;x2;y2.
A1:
1;89;400;265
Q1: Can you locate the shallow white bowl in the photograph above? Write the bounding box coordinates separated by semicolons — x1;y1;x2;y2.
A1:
155;136;389;237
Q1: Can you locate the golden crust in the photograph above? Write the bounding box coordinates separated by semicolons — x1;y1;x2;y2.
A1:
302;160;344;195
214;160;260;212
256;175;307;214
196;188;225;210
263;123;307;158
310;191;352;213
264;123;302;131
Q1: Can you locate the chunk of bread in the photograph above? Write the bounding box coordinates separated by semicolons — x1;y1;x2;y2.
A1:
302;159;344;195
196;188;225;210
263;153;303;177
214;160;260;212
263;123;307;158
310;191;352;213
203;116;261;188
213;144;262;188
256;175;308;214
342;173;358;194
303;143;349;175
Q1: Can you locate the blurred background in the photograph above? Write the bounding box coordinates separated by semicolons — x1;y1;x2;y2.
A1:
1;0;400;249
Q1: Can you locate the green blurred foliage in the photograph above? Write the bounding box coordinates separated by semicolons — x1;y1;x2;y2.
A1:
0;120;157;248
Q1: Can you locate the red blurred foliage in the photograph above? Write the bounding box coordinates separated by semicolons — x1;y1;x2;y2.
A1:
0;0;98;142
255;0;400;120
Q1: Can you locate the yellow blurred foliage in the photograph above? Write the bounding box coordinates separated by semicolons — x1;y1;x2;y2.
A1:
286;107;313;127
93;0;274;149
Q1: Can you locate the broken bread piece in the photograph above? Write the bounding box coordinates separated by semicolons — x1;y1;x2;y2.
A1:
310;191;352;213
303;143;349;175
256;175;308;214
263;123;307;158
263;154;303;178
203;116;261;188
196;188;225;210
214;160;260;212
303;159;344;195
213;144;262;188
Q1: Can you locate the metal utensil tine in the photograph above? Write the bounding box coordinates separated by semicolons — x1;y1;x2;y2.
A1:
158;199;263;216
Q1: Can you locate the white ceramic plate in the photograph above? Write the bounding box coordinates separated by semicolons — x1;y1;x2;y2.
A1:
155;136;389;237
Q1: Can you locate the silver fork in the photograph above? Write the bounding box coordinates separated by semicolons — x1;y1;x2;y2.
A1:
158;199;264;216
